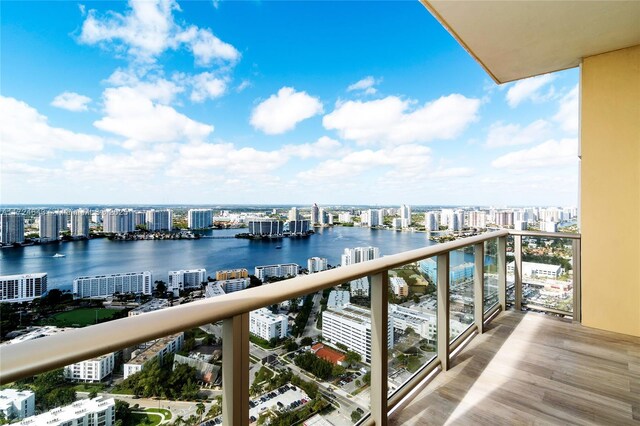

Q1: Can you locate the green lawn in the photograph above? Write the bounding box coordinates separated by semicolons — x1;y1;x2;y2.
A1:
129;412;162;426
146;408;172;420
254;366;274;383
42;308;119;327
72;383;105;393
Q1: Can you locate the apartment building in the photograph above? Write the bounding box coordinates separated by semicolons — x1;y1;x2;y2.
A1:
0;273;47;303
73;271;152;299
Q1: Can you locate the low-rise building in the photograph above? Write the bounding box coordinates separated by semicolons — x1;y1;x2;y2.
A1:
322;304;393;363
16;397;115;426
215;268;249;280
307;257;328;273
0;273;47;303
349;277;369;297
73;271;152;299
218;278;250;293
128;299;170;316
0;389;35;420
64;353;115;382
390;276;409;297
123;333;184;379
168;269;206;296
205;282;226;298
249;308;288;341
507;261;564;279
254;264;299;282
327;290;350;309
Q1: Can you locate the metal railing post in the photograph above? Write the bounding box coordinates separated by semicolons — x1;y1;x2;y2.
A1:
572;238;582;322
222;313;249;426
437;255;450;371
514;234;523;311
474;242;485;334
370;272;389;425
497;236;507;311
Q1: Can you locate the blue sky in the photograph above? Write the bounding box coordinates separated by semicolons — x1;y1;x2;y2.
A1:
0;1;579;206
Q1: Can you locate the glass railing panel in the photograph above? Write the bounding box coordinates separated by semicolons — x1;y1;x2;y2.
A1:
449;248;475;342
506;234;515;308
258;284;370;425
388;257;437;397
0;301;216;425
483;238;499;313
521;236;574;315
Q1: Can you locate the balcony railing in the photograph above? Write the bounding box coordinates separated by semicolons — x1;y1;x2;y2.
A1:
0;229;581;425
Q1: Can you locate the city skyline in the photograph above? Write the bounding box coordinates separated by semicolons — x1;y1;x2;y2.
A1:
1;1;579;206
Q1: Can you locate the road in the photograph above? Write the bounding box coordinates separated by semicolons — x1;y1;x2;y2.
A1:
79;391;211;421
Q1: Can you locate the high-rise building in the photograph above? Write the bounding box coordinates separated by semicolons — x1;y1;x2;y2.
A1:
468;211;486;228
57;211;69;231
39;212;62;241
73;271;152;299
0;213;25;244
249;308;288;340
146;209;172;231
0;273;47;303
456;210;465;229
338;212;352;223
248;219;283;236
424;212;438;231
400;204;412;223
495;211;515;227
308;257;328;273
134;211;146;226
102;209;135;234
363;209;384;227
288;207;300;221
341;247;380;266
287;220;310;234
70;209;90;238
188;209;213;229
322;304;393;363
311;203;320;225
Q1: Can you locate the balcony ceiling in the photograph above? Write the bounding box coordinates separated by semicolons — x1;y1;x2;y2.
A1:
422;0;640;83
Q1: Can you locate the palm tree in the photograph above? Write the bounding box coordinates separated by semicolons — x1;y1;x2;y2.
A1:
196;402;205;424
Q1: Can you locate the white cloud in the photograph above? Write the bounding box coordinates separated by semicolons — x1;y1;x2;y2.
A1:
347;76;381;95
554;85;579;134
51;92;92;111
236;80;251;92
175;26;239;66
63;150;168;181
491;138;578;169
282;137;344;159
188;72;228;102
250;87;323;135
297;144;432;181
429;167;475;178
323;94;480;146
168;142;288;177
506;74;555;108
0;96;103;161
79;0;239;65
94;86;213;143
485;119;550;148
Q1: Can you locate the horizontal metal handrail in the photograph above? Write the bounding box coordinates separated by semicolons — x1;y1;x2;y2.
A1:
0;230;509;384
509;230;581;239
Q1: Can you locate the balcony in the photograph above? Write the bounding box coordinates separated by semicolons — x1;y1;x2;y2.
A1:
2;229;618;426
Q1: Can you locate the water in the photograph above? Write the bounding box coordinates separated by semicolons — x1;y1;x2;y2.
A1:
0;227;444;291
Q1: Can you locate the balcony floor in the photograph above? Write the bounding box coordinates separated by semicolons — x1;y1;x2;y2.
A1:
390;310;640;425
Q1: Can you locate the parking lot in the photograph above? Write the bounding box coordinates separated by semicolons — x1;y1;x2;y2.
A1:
248;385;309;423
